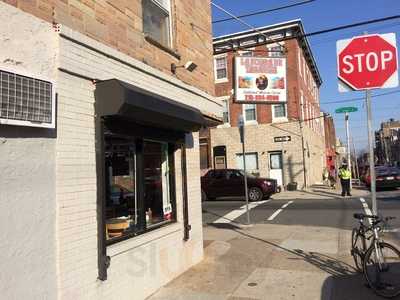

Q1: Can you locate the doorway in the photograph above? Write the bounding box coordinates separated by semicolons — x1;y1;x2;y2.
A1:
269;151;284;188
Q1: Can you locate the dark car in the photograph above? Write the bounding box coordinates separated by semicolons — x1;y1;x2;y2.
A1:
365;166;400;190
201;169;277;201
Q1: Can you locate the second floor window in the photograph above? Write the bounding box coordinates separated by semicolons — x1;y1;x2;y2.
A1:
143;0;171;48
272;104;287;121
222;99;229;124
244;104;256;122
215;56;227;81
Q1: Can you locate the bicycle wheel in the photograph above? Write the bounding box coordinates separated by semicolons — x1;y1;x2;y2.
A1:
351;228;365;272
363;242;400;298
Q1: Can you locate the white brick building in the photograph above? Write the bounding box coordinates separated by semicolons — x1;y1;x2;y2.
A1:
0;2;221;299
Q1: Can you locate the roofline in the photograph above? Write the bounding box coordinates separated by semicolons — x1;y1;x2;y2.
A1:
212;19;322;86
213;19;302;41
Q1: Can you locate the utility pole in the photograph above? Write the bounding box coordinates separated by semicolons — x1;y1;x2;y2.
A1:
345;112;352;189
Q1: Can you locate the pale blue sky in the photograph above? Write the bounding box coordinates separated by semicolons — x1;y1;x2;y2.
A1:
212;0;400;151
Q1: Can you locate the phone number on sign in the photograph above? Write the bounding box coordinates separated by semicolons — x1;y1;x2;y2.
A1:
244;95;280;101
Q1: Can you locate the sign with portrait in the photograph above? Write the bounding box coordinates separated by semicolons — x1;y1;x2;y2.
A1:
234;56;287;103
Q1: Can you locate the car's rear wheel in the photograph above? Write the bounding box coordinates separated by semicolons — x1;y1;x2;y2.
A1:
248;187;263;202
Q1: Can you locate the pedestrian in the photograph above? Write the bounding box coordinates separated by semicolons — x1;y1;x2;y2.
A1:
338;163;352;197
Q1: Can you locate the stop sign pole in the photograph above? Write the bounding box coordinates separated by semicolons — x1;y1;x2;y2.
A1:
337;33;398;215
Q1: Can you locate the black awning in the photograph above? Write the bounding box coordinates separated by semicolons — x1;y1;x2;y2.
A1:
94;79;207;132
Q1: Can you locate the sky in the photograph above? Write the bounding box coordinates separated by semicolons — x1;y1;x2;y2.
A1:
211;0;400;153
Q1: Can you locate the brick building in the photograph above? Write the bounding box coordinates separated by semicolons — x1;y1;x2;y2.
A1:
375;119;400;165
203;20;325;189
323;114;337;172
0;1;221;299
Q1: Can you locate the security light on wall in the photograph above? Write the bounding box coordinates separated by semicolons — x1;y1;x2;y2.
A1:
171;61;197;74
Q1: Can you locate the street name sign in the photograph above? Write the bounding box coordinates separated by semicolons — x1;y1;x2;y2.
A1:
337;33;398;92
274;136;291;142
335;107;358;113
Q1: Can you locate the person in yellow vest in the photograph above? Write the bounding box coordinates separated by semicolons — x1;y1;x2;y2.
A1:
338;162;352;197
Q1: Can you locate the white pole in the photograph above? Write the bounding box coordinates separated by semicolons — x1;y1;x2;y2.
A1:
366;90;377;215
345;112;352;190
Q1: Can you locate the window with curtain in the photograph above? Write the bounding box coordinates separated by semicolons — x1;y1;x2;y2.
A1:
272;104;287;120
244;104;256;122
222;99;229;124
142;0;171;47
215;56;227;80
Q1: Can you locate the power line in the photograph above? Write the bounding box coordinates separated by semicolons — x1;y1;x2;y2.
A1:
213;15;400;54
302;15;400;38
212;0;316;24
320;90;400;105
211;1;286;50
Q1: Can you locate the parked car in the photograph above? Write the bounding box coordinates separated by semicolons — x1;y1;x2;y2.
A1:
365;166;400;190
201;169;277;201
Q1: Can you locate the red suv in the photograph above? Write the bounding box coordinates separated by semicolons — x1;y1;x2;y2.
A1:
201;169;277;202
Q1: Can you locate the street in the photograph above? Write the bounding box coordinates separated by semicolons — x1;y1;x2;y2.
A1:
202;187;400;231
149;186;400;300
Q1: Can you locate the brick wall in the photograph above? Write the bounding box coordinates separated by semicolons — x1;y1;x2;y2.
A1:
1;0;215;96
214;38;322;134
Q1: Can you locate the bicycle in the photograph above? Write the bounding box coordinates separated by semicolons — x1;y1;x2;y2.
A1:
351;213;400;298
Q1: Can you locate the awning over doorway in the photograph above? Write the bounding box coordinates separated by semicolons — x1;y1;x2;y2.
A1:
95;79;207;132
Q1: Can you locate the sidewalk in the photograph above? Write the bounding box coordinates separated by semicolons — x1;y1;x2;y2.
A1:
147;188;386;300
272;184;370;201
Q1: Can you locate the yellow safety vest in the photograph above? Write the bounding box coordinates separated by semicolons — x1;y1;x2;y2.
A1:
339;168;351;180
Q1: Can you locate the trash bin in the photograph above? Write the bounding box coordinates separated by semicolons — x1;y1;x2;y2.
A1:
287;182;297;191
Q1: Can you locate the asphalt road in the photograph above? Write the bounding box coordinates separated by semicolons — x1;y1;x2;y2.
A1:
202;187;400;232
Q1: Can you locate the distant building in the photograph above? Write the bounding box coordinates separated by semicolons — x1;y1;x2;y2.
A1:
375;119;400;165
202;19;326;189
323;114;337;171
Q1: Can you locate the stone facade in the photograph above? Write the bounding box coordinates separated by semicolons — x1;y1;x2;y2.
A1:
2;0;215;97
0;1;221;299
211;122;325;189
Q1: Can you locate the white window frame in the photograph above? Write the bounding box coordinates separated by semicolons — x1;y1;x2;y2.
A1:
143;0;173;48
243;103;257;125
272;103;288;123
266;42;285;57
216;95;231;128
238;47;254;57
214;54;228;83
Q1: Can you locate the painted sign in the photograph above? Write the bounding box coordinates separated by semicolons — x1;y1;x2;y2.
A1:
234;56;287;103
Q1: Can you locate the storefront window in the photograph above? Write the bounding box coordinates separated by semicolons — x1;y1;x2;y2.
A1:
143;141;173;227
104;134;176;243
105;135;138;241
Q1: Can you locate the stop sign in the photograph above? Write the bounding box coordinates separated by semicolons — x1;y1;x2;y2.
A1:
337;33;398;91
